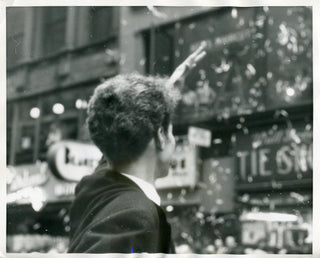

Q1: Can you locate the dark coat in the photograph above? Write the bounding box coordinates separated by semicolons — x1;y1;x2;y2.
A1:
68;165;174;253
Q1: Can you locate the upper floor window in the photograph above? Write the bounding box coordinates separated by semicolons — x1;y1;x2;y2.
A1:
6;8;25;67
42;7;67;54
89;7;118;42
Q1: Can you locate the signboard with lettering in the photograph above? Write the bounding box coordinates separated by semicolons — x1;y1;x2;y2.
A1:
155;136;198;189
235;123;312;190
47;141;102;182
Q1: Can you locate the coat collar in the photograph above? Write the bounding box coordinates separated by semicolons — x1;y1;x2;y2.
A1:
120;173;161;206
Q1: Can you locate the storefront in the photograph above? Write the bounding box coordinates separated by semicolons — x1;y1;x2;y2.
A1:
7;141;102;253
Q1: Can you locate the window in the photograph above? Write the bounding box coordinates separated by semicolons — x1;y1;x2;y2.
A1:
13;99;38;165
89;7;117;42
6;8;25;67
42;7;67;54
15;125;35;165
142;26;174;76
8;87;95;164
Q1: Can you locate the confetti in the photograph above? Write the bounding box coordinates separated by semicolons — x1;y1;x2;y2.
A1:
146;6;168;19
247;64;256;75
121;19;128;26
188;23;196;30
213;138;222;144
231;8;238;19
263;6;269;12
166;205;174;212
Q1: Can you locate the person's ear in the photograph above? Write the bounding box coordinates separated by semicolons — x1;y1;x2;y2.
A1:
155;127;166;151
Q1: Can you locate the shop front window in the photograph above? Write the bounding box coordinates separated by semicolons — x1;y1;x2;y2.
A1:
15;125;35;165
13;99;39;165
143;27;174;75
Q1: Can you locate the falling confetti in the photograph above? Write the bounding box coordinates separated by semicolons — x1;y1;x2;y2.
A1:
208;26;215;33
246;64;256;76
305;124;312;131
263;6;269;13
188;23;196;30
289;129;301;144
174;22;181;30
216;199;224;205
252;140;262;149
231;8;238;19
216;81;223;87
146;6;168;19
290;192;305;202
243;127;249;135
178;38;184;45
139;58;145;66
213;138;222;144
121;19;128;26
207;190;213;195
166;205;174;212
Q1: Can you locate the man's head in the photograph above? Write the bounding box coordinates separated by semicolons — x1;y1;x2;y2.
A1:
87;73;179;171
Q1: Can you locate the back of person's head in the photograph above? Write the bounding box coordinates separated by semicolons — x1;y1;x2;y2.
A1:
87;73;180;166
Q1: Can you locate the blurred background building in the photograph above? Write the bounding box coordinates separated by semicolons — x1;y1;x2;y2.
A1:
6;6;312;254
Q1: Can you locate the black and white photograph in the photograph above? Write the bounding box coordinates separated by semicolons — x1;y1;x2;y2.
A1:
3;1;319;256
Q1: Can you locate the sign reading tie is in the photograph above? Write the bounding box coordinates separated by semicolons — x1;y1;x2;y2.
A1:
235;123;312;189
47;141;102;182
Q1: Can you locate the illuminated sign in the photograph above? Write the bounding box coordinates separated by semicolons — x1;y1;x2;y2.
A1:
7;162;49;193
155;136;198;189
47;141;102;182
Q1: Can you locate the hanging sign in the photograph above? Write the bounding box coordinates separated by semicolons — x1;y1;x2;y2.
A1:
47;141;102;182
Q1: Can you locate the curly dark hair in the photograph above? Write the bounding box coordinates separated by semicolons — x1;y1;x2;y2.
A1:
87;73;180;165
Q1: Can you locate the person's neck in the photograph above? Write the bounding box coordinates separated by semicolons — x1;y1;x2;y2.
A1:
113;143;157;185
